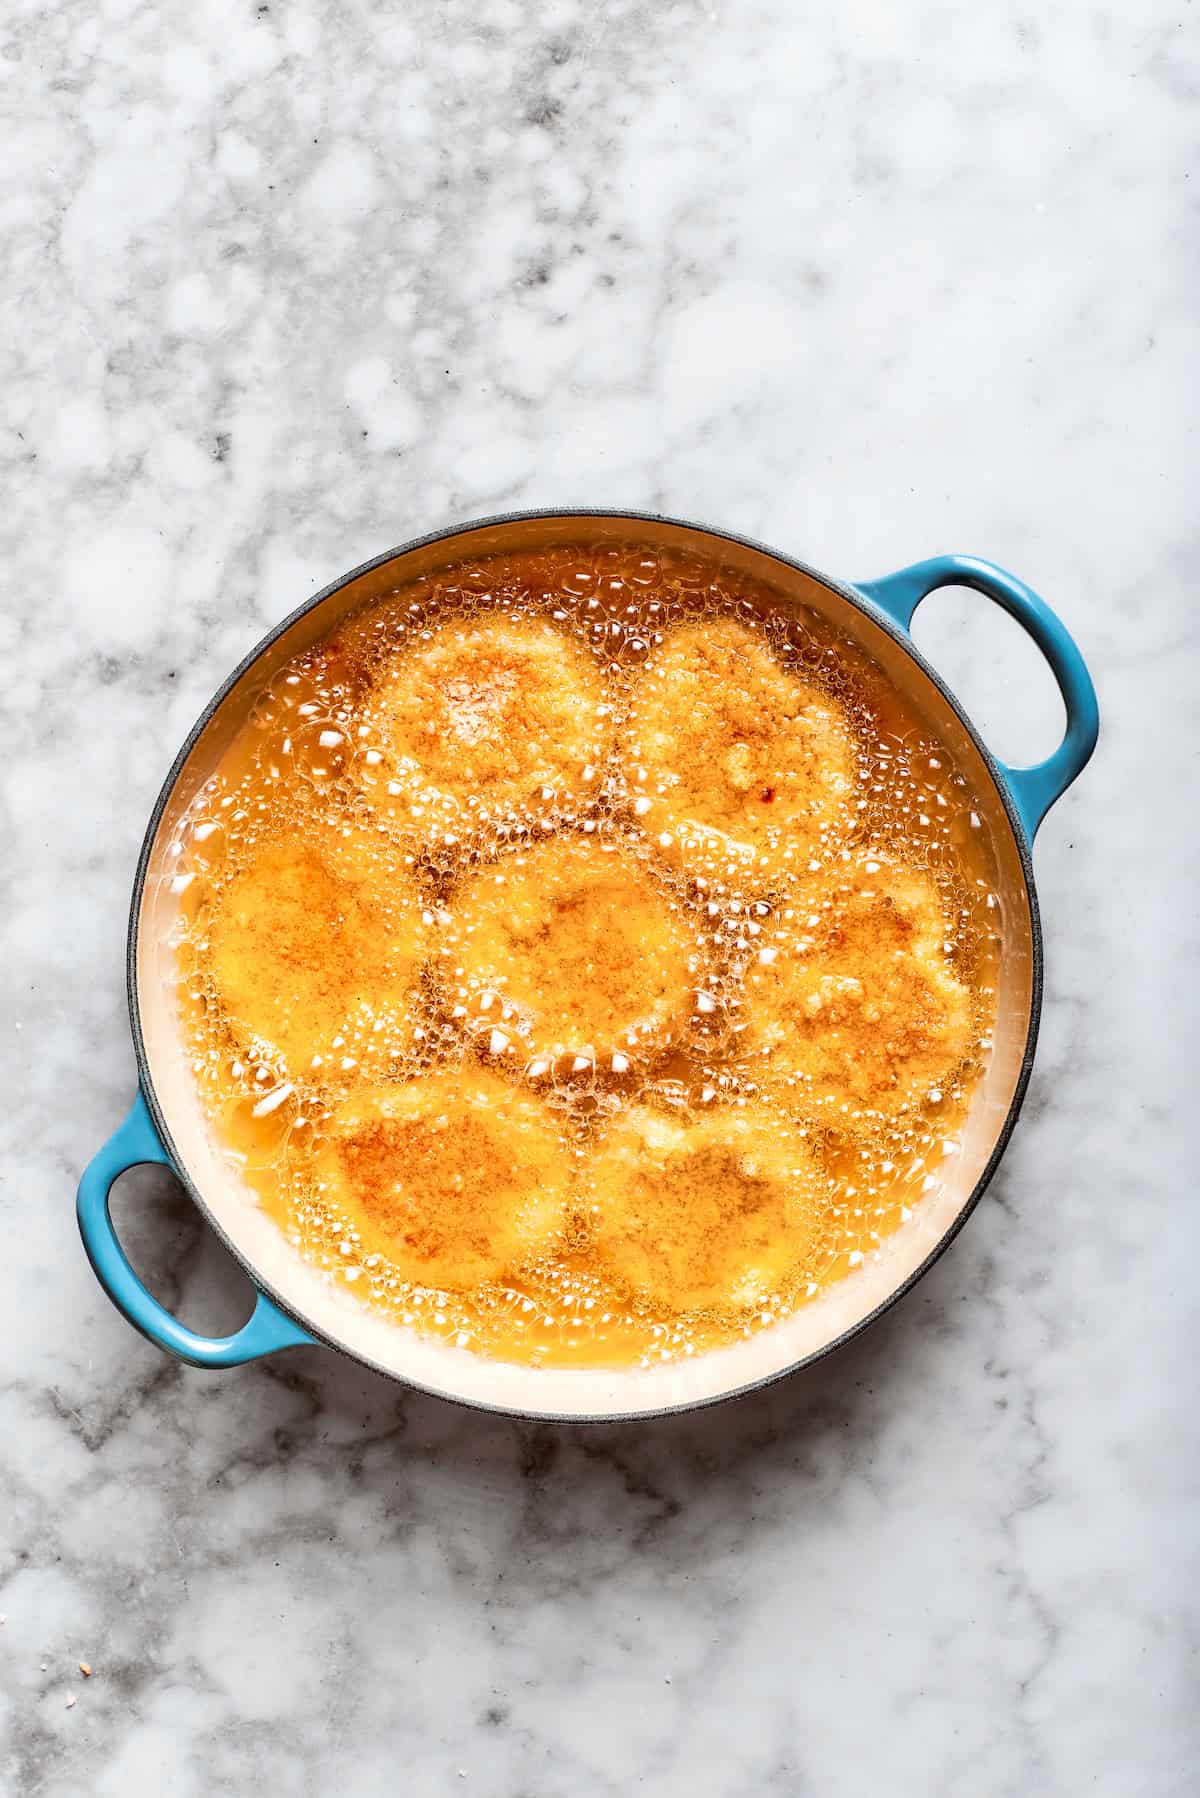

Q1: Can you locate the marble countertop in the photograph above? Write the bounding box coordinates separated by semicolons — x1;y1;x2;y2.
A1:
2;3;1194;1792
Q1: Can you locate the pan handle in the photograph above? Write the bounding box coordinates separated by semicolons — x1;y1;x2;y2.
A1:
77;1091;316;1367
855;554;1099;842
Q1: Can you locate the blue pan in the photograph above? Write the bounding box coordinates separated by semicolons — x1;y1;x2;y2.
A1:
77;513;1098;1420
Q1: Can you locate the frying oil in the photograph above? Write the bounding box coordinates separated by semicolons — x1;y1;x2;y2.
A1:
165;542;1001;1369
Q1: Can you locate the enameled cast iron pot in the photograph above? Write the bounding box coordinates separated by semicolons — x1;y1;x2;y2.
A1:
77;512;1099;1421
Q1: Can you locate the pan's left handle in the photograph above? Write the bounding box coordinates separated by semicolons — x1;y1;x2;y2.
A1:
77;1091;316;1368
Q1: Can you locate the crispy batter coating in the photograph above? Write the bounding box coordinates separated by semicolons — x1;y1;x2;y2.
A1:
447;834;701;1061
314;1070;571;1288
627;618;856;869
357;612;609;837
205;823;426;1075
587;1102;825;1310
740;861;973;1116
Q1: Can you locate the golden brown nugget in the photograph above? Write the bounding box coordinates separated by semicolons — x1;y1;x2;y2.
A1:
314;1071;571;1289
586;1102;826;1311
356;612;609;839
447;834;702;1063
205;824;427;1076
627;618;856;873
740;861;973;1117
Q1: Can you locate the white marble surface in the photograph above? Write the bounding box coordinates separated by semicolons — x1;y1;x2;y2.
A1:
1;2;1195;1792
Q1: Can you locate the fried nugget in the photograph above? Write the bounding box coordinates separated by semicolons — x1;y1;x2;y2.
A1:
314;1070;571;1289
586;1101;825;1311
205;823;427;1076
446;834;704;1064
356;612;609;840
627;618;856;873
739;860;973;1118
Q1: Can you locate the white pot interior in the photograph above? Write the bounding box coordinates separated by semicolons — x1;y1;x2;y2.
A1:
133;515;1036;1419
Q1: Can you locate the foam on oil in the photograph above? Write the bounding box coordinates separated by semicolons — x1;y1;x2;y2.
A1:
164;541;1001;1369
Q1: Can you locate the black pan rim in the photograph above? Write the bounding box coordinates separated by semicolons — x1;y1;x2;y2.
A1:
125;506;1044;1424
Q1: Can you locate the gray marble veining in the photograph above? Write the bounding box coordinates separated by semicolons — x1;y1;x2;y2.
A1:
1;2;1196;1792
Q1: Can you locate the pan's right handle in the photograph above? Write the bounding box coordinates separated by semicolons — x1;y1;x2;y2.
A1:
77;1091;315;1368
856;554;1099;843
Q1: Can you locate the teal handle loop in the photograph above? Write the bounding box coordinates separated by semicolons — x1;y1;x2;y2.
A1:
77;1091;315;1367
856;554;1099;842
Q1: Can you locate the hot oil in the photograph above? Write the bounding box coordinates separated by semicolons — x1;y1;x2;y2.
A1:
165;542;1002;1369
